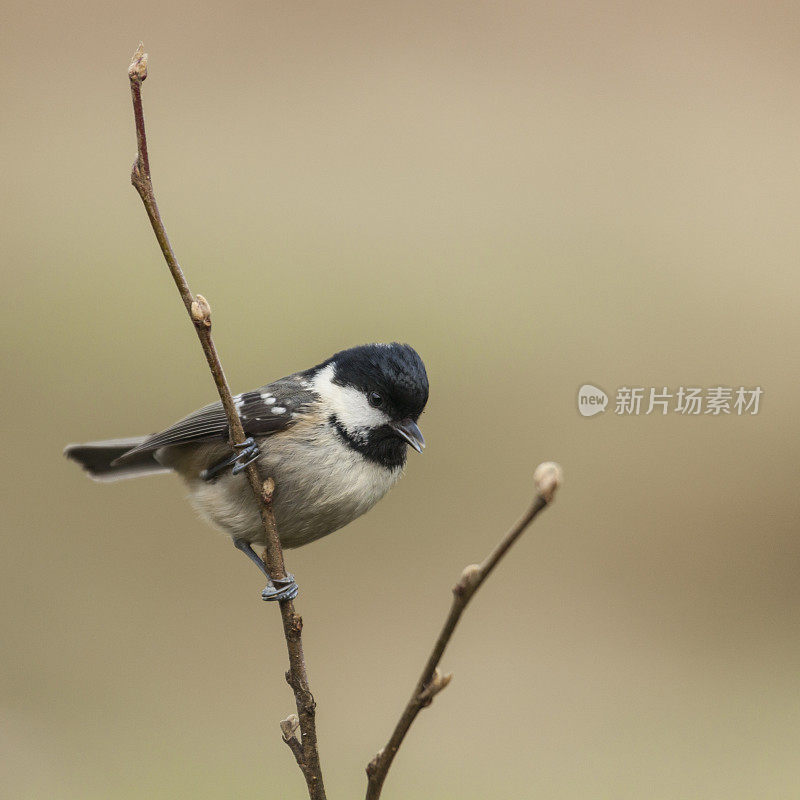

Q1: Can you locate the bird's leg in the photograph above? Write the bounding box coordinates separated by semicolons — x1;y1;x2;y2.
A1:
233;539;299;602
200;437;261;481
234;538;269;578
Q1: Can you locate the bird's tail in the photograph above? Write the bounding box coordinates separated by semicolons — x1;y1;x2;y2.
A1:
64;437;169;482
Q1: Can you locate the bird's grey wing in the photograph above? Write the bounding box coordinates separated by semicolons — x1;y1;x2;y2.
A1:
112;373;317;463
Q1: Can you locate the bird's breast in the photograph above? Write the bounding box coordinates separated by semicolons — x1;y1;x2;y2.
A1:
183;422;402;549
262;423;402;547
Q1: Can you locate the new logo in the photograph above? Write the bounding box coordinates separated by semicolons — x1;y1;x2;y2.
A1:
577;384;608;417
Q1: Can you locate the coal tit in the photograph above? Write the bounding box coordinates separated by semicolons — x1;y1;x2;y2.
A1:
65;343;428;597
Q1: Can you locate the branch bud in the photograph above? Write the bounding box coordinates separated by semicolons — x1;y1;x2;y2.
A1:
419;667;453;706
190;294;212;328
430;667;452;693
533;461;563;504
453;563;481;597
128;43;148;81
280;714;300;742
366;748;384;777
261;477;276;505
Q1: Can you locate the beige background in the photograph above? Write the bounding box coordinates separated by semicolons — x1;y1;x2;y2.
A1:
2;2;799;798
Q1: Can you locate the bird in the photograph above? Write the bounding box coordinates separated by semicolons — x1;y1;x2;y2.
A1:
64;342;429;600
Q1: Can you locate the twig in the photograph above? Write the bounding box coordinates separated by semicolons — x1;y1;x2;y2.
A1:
280;714;305;769
127;44;325;800
365;462;564;800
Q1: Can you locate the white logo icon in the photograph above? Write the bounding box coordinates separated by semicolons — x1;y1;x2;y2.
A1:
577;384;608;417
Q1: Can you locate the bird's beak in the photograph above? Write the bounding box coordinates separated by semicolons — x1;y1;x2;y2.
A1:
389;418;425;453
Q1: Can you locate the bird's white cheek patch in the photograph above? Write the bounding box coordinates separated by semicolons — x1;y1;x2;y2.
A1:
311;363;390;434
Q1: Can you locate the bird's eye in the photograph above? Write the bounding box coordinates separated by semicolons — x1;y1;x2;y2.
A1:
368;391;384;408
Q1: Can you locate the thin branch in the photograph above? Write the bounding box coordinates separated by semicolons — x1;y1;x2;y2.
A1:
281;714;305;769
365;462;564;800
127;44;325;800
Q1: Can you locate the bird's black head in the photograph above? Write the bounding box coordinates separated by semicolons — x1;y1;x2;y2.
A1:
329;343;429;420
311;343;429;468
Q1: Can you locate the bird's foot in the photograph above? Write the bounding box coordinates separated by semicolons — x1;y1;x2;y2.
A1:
200;437;261;481
262;574;299;602
231;437;261;475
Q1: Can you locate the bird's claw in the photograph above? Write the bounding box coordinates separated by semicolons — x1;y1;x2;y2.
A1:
231;437;261;475
200;437;260;481
262;574;299;602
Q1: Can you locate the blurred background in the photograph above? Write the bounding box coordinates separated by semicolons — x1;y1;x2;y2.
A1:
2;2;799;798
